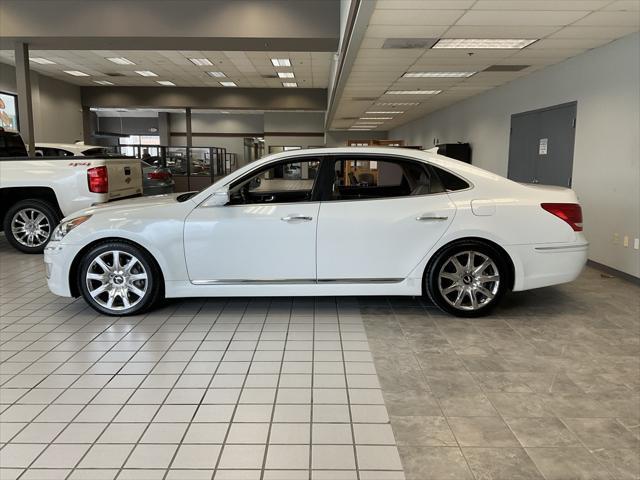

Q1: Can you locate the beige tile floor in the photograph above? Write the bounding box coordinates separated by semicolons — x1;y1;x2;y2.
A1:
1;234;639;480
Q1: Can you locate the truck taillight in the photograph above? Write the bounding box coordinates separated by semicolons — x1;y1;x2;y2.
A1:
88;166;108;193
147;171;170;181
541;203;583;232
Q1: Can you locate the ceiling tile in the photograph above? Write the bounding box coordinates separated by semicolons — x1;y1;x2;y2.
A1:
455;10;591;26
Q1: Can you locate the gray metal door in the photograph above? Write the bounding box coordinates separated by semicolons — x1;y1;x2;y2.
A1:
508;102;577;187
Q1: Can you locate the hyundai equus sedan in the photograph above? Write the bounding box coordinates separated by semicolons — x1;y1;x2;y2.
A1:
44;147;588;317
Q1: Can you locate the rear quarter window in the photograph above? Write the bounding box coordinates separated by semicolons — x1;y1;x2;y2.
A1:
432;166;470;191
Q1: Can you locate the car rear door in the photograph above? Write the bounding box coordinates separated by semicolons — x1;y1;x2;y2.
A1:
316;155;456;282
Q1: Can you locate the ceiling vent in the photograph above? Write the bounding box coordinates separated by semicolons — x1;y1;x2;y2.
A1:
340;117;358;120
484;64;530;72
104;72;126;77
350;97;377;101
261;74;278;79
382;38;438;49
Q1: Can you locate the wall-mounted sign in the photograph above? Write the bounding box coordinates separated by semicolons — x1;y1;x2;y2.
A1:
0;92;19;130
538;138;548;155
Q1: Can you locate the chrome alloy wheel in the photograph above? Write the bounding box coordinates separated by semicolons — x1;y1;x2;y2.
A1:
437;250;500;311
11;208;52;247
85;250;148;311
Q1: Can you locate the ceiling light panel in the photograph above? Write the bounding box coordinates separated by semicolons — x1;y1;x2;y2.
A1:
94;80;114;85
282;82;298;87
189;58;213;66
433;38;537;49
366;111;404;114
376;102;420;106
277;72;295;78
64;70;90;77
157;80;176;86
135;70;157;77
271;58;291;67
207;71;226;77
30;57;56;65
403;71;476;78
360;117;393;120
220;81;237;87
386;90;441;95
107;57;135;65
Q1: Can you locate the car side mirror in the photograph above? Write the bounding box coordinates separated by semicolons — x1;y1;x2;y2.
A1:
202;189;229;207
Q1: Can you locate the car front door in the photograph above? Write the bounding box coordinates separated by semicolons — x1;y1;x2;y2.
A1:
184;156;322;283
316;155;456;282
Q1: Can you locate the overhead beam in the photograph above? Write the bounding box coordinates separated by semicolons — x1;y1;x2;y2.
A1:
0;0;339;51
81;87;327;111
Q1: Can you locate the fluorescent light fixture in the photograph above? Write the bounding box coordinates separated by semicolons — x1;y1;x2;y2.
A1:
355;123;383;126
157;80;176;86
189;58;213;66
403;71;475;78
135;70;157;77
433;38;537;49
377;102;419;106
30;57;55;65
220;81;237;87
107;57;135;65
64;70;90;77
366;111;404;114
360;117;392;120
282;82;298;87
207;71;226;78
271;58;291;67
277;72;295;78
93;80;114;85
386;90;441;95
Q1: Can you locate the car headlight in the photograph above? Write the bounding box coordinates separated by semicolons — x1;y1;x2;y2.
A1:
51;215;92;242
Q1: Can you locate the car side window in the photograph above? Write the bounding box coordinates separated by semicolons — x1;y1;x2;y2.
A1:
327;157;445;201
431;166;470;191
229;158;321;205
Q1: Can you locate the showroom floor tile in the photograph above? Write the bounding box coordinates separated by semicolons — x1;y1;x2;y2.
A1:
1;236;639;480
0;238;405;480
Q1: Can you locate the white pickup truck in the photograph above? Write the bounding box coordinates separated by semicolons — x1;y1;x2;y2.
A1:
0;129;143;253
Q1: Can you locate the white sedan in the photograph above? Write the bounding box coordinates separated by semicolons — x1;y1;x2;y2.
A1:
44;147;588;317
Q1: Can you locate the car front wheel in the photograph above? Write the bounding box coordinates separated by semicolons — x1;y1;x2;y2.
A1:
425;240;508;317
78;242;163;316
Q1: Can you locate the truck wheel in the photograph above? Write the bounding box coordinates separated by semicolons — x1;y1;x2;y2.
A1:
78;241;163;316
3;200;59;254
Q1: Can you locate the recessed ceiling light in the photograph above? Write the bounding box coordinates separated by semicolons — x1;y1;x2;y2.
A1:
403;71;476;78
64;70;90;77
93;80;114;85
189;58;213;66
107;57;135;65
277;72;295;78
220;81;237;87
282;82;298;87
30;57;55;65
207;71;226;78
271;58;291;67
366;111;404;114
157;80;176;86
360;117;392;120
135;70;157;77
432;38;537;49
377;102;419;106
386;90;441;95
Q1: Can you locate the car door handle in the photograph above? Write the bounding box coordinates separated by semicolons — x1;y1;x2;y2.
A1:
416;215;448;221
281;215;313;222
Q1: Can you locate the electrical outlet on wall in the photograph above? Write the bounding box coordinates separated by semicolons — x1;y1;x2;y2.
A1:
634;238;640;250
623;236;629;247
613;233;620;244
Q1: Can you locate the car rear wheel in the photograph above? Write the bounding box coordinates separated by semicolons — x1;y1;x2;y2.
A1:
3;199;59;253
425;240;508;317
78;241;163;316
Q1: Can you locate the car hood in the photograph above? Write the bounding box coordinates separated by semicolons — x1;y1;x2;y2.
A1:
63;193;191;220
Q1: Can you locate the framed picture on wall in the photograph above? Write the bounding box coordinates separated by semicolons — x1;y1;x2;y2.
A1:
0;91;19;130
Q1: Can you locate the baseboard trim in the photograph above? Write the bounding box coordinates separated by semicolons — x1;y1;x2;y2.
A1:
587;260;640;285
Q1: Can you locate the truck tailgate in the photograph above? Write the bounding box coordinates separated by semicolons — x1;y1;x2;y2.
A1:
106;158;143;200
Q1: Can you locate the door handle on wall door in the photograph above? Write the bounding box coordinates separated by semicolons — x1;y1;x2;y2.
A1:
281;215;313;222
416;215;448;221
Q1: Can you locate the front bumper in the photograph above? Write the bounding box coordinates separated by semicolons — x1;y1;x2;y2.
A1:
44;242;80;297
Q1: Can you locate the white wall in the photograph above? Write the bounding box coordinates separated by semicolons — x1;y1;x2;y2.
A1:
0;62;83;142
391;33;640;278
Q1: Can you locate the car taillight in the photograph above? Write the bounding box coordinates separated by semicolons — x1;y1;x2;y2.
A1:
147;171;170;181
87;166;108;193
541;203;583;231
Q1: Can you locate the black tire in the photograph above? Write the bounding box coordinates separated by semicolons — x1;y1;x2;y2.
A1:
425;240;509;318
78;241;163;316
3;199;59;254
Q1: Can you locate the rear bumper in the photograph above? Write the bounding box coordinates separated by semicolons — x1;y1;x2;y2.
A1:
507;240;588;291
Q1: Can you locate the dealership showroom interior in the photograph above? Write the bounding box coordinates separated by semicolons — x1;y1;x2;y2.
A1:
0;0;639;479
